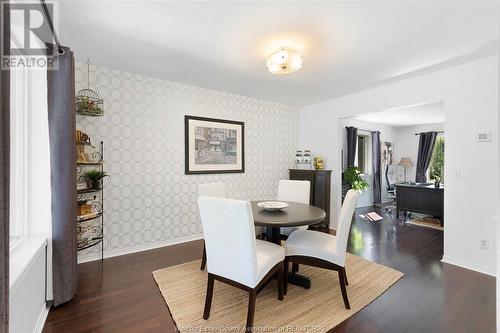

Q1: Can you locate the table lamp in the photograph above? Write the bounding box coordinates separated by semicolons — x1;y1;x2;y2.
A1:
398;157;413;182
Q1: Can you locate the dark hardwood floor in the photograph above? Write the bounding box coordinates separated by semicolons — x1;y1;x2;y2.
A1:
43;206;495;333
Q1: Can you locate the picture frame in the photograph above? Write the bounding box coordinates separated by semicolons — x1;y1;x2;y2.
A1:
185;115;245;174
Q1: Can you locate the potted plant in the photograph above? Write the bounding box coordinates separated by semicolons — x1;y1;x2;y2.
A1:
84;170;108;189
76;96;104;115
342;166;369;193
432;174;441;188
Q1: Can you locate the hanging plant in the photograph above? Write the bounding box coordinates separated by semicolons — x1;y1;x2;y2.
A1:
76;59;104;116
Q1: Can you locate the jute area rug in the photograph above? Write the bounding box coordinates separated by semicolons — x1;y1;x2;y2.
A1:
153;254;403;333
407;217;443;231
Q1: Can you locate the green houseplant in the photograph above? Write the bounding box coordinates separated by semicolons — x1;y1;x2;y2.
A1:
343;166;369;192
84;170;108;189
432;174;441;188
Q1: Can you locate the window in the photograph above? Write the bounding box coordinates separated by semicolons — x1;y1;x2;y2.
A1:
9;64;29;250
9;41;51;252
356;134;371;174
429;136;445;181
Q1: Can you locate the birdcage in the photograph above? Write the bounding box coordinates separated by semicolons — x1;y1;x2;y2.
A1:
76;59;104;117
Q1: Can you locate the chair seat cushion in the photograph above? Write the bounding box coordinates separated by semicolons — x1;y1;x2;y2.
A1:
255;240;285;287
285;230;343;266
280;225;308;236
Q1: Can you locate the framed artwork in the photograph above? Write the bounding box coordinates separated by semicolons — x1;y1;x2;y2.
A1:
185;115;245;174
382;141;394;165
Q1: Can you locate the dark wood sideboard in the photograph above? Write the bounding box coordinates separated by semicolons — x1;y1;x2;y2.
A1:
289;169;331;230
395;183;444;226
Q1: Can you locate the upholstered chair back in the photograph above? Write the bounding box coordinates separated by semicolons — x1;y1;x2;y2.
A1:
277;180;310;204
335;189;358;265
197;197;258;287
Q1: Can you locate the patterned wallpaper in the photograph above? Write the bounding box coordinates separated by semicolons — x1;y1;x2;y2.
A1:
75;63;299;260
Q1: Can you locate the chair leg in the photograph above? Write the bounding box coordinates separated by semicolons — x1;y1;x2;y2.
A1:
284;259;289;295
200;243;207;270
203;274;214;319
338;269;350;310
246;290;256;332
292;263;299;273
342;267;349;286
277;263;284;301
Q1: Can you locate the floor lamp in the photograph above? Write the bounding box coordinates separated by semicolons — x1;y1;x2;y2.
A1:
398;157;413;182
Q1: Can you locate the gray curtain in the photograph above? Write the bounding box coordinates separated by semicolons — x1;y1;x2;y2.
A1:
0;0;10;331
47;45;78;306
346;127;358;167
371;131;381;205
415;132;437;183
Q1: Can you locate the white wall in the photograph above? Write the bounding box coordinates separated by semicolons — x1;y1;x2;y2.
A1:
497;38;500;332
299;56;498;276
339;118;396;207
9;238;48;333
392;123;444;182
75;63;300;261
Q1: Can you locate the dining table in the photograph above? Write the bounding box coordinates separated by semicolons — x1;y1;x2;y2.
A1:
251;200;327;289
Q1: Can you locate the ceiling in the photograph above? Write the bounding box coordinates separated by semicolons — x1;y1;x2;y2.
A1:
352;102;445;127
58;1;499;107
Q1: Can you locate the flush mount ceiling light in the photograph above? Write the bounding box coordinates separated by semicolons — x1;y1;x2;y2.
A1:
266;47;303;75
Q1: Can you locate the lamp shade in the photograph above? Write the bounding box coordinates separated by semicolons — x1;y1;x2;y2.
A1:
398;157;413;167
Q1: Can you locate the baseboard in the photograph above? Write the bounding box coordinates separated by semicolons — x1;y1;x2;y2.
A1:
77;234;204;264
34;305;50;333
441;255;496;277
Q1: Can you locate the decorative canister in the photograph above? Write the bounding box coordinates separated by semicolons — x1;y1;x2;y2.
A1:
304;149;311;164
295;150;303;163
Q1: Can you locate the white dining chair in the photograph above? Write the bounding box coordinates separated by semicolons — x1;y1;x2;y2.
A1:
277;180;311;236
198;196;285;331
198;182;227;270
283;189;358;309
198;182;265;270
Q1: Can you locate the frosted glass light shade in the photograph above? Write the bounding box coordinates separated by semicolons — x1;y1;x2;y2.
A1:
266;48;303;75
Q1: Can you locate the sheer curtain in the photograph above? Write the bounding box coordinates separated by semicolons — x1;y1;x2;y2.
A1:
8;19;52;312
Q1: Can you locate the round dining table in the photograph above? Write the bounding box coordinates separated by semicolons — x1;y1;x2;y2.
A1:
251;200;326;244
251;200;326;289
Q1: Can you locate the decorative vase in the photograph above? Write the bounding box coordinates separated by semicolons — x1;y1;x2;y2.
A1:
313;156;325;169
